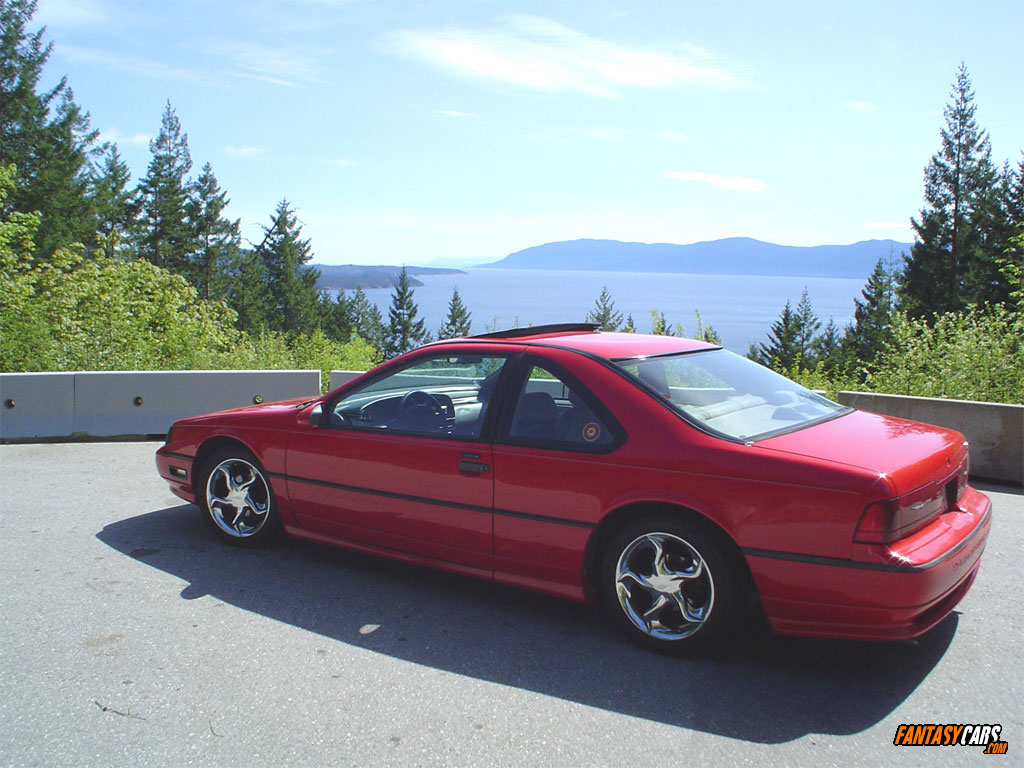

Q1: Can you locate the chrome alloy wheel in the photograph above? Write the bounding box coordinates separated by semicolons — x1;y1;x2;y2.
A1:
614;532;715;641
205;458;270;538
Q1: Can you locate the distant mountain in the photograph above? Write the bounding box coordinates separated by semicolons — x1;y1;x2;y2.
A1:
478;238;910;279
313;264;465;291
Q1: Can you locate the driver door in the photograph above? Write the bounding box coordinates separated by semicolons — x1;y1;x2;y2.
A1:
285;352;511;574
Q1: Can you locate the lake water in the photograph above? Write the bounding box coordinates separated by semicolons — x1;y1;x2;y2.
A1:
344;268;867;355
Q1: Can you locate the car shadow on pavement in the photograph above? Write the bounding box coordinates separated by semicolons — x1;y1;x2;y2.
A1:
97;504;957;744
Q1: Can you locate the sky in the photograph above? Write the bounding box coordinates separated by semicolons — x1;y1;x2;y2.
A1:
34;0;1024;267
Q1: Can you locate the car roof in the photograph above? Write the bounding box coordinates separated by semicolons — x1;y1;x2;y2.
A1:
433;324;719;360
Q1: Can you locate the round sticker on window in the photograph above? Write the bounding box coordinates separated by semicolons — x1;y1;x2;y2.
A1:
582;422;601;442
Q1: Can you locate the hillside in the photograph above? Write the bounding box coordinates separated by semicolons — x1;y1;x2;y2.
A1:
478;238;910;278
313;264;465;291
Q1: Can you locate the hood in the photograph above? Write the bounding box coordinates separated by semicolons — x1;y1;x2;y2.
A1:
184;394;319;424
757;410;967;495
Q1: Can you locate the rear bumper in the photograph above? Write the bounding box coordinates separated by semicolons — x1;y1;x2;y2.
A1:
155;445;197;504
747;487;992;641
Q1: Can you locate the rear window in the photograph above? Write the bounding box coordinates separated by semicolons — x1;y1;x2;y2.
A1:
615;349;849;441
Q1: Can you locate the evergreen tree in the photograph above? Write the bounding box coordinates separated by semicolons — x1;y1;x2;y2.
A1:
586;286;623;331
222;249;271;334
349;286;385;352
900;63;1002;317
755;300;799;370
813;318;844;373
187;162;240;300
623;314;636;333
257;199;320;335
134;101;196;273
437;286;472;339
793;287;821;361
318;290;353;342
90;144;133;258
843;258;896;373
383;267;428;358
649;309;678;336
1;0;100;255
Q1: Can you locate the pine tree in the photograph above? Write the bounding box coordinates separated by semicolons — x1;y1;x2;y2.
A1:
318;290;353;342
437;286;472;339
222;249;271;334
900;63;1002;317
843;258;896;373
90;144;133;258
134;102;196;273
349;286;385;351
813;318;844;373
1;0;100;255
755;300;799;370
586;286;623;331
793;288;821;362
383;267;428;358
257;199;320;335
623;314;636;333
187;162;240;300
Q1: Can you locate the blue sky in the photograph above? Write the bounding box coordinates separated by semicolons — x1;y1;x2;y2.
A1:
36;0;1024;266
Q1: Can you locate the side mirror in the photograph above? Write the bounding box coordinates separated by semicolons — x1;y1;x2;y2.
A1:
309;403;323;427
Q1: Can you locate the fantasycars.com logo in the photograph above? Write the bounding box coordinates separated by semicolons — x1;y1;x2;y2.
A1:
894;723;1008;754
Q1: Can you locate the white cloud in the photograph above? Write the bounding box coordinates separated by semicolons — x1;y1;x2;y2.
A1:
36;0;113;29
435;109;474;118
225;145;266;158
864;220;908;229
101;128;151;147
57;45;205;83
657;130;690;142
387;15;744;98
841;100;879;113
218;41;330;87
665;171;769;192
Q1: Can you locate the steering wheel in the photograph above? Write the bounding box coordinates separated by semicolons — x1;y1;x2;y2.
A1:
399;390;446;431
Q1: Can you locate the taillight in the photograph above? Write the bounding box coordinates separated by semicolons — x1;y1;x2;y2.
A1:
854;499;901;544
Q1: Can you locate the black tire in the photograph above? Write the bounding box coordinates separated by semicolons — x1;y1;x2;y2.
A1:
197;447;282;547
600;514;746;654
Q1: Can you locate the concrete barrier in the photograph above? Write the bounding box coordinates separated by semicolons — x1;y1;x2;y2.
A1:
836;391;1023;485
328;370;366;391
3;369;1020;485
0;370;321;441
0;373;75;439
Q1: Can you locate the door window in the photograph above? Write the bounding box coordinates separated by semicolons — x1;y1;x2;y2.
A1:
505;363;619;450
329;354;508;438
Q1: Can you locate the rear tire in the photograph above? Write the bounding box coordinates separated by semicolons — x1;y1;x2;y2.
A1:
600;514;746;654
198;447;282;546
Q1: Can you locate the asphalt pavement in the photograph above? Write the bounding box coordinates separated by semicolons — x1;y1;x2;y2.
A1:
1;442;1021;767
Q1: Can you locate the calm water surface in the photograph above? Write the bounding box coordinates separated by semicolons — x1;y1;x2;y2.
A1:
347;268;866;354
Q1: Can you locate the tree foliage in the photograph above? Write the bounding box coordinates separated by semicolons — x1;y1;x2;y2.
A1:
256;199;320;335
438;286;472;339
383;267;429;358
0;0;99;256
134;102;196;273
901;64;1007;316
586;286;623;331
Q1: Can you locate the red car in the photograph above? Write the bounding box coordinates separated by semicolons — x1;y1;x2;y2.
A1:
156;324;991;653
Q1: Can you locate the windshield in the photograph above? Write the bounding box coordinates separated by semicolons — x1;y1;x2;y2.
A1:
615;349;849;441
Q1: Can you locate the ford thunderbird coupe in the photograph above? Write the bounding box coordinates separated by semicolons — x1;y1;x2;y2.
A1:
156;324;991;653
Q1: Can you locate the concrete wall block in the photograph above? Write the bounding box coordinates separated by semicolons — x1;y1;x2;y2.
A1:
329;370;366;391
0;373;75;439
72;370;321;437
838;391;1023;485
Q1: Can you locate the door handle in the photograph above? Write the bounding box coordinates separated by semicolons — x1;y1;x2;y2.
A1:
458;461;490;474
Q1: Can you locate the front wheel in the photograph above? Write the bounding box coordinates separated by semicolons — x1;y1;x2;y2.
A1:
600;515;746;654
198;448;281;546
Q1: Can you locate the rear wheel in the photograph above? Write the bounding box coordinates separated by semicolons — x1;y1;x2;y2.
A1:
198;447;281;546
601;515;745;654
